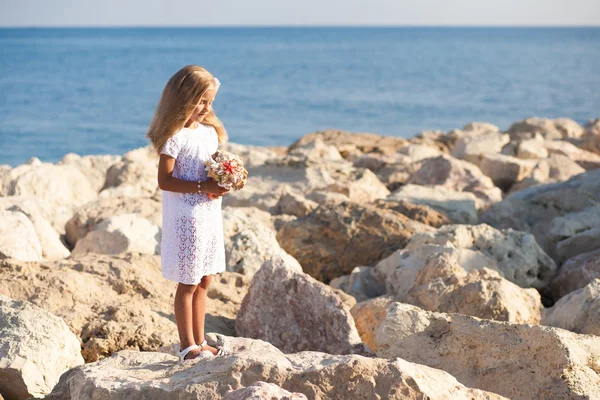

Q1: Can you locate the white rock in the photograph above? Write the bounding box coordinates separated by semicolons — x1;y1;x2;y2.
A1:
0;210;42;261
0;295;84;400
72;213;161;256
390;184;479;224
542;279;600;336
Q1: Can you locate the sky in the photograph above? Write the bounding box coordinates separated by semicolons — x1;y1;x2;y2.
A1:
1;0;599;27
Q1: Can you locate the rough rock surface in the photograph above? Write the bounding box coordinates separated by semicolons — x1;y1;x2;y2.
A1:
548;249;600;301
403;224;556;289
389;184;479;224
59;152;122;193
46;335;506;400
0;209;43;261
0;296;84;400
407;155;502;206
72;213;161;256
329;266;386;302
65;196;162;246
376;302;600;400
481;169;600;262
235;257;367;355
277;201;433;282
224;382;308;400
542;279;600;336
507;117;584;140
373;198;450;227
350;296;394;352
0;253;249;362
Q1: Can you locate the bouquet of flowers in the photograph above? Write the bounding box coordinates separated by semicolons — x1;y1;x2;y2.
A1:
204;150;248;191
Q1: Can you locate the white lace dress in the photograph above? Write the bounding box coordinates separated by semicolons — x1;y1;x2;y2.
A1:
160;123;225;285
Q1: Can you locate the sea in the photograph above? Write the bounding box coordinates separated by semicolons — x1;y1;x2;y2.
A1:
0;27;599;167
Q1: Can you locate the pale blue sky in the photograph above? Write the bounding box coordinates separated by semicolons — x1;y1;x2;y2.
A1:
1;0;599;27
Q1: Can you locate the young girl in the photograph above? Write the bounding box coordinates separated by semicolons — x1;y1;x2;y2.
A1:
147;65;231;361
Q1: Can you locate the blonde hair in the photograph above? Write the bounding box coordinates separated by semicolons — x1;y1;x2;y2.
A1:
147;65;228;154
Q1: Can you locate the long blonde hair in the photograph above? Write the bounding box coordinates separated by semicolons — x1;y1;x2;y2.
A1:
147;65;228;154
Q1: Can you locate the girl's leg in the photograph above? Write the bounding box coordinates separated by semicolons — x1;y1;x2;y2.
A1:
175;282;202;359
192;275;219;355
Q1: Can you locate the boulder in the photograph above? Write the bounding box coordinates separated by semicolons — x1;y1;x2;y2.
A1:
46;336;506;400
405;253;542;323
515;137;549;160
0;253;249;362
276;189;318;217
59;152;121;193
65;196;162;247
4;200;70;260
0;296;84;400
71;213;161;256
350;296;394;351
481;169;600;261
542;279;600;336
451;131;510;164
0;209;42;261
103;158;157;198
276;201;433;282
235;257;367;355
223;207;294;277
288;129;409;159
220;142;283;168
373;198;451;227
3;162;97;233
544;139;600;170
224;382;308;400
406;155;502;207
389;184;479;224
548;249;600;301
478;153;537;191
376;302;600;400
507;117;584;140
405;224;556;289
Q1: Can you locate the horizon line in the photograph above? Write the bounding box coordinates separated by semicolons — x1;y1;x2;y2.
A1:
1;24;600;29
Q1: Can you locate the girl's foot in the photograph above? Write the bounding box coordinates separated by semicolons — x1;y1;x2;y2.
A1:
178;344;202;361
199;339;231;356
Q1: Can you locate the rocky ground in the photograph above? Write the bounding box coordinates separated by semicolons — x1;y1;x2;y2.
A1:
1;116;600;399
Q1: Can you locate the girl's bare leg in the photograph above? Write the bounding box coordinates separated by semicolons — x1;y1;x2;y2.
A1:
192;275;219;355
175;282;202;359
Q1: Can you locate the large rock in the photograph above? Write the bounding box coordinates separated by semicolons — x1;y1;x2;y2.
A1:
478;153;537;191
451;131;510;164
405;253;542;324
235;257;366;355
507;117;584;140
223;207;293;277
350;296;394;352
46;336;506;400
389;184;479;224
71;213;161;256
224;157;390;213
288;129;409;159
65;196;162;247
407;155;502;207
0;253;249;362
542;279;600;336
373;198;451;227
224;382;307;400
548;249;600;300
277;201;433;282
2;161;97;233
0;209;42;261
544;139;600;170
481;169;600;261
220;142;283;168
4;200;70;260
0;296;84;400
376;302;600;400
400;224;556;289
59;152;121;193
329;266;386;302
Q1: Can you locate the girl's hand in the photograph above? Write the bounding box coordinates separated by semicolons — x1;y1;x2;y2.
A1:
201;178;229;196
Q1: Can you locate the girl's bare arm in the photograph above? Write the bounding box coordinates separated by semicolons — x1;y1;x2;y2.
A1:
157;154;228;195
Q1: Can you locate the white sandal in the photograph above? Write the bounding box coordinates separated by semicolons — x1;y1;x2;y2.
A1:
178;344;200;361
198;339;231;356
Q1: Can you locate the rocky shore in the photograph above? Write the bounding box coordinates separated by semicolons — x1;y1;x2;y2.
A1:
1;116;600;399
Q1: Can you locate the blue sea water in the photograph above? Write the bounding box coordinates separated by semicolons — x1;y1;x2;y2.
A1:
0;27;599;167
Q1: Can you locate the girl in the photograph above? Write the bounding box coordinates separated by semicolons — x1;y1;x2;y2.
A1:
147;65;231;361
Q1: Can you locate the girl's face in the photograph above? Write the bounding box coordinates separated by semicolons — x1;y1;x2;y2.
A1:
190;86;217;123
